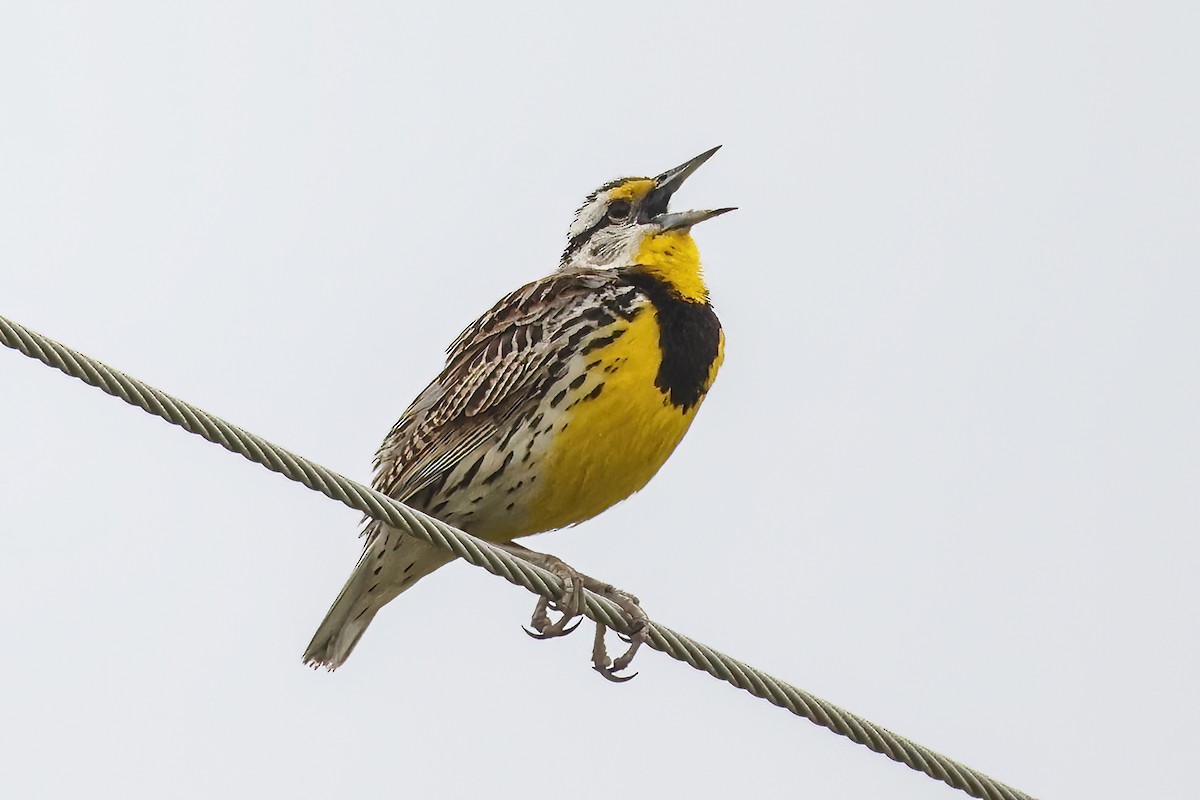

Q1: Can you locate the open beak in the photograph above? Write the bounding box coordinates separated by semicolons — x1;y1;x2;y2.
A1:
643;146;734;229
656;207;737;231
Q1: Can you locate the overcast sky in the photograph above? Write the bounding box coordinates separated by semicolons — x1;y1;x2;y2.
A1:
2;4;1197;799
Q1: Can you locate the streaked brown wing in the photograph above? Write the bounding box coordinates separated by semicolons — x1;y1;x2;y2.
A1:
371;268;628;504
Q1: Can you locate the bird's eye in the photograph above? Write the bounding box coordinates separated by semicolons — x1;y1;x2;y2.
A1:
607;200;632;222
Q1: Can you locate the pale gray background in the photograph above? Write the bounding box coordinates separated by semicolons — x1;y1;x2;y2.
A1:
2;3;1197;799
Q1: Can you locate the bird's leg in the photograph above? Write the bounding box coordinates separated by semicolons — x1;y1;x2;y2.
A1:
495;542;648;681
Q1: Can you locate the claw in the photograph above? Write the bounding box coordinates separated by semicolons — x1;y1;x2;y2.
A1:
523;625;554;640
524;593;583;639
585;621;646;680
522;617;582;640
594;665;638;683
591;622;641;682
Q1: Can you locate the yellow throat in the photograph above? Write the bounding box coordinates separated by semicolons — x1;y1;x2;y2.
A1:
633;229;709;303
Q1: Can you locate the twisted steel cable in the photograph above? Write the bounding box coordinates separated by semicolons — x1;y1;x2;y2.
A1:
1;312;1035;800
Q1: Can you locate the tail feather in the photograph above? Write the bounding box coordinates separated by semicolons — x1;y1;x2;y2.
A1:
303;525;454;669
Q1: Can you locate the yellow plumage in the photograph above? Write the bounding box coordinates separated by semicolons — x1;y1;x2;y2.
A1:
525;306;724;534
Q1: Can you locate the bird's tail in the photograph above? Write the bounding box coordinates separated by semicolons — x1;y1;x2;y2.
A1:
303;524;454;670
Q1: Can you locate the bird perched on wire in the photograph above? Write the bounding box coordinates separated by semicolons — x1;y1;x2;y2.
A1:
304;147;732;680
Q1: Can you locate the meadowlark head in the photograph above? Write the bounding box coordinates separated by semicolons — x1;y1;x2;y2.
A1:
559;147;734;273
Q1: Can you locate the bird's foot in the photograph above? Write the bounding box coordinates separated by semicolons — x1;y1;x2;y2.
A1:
523;554;584;640
589;582;648;683
497;543;648;681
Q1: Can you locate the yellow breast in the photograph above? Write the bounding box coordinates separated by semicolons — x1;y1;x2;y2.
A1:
520;305;724;535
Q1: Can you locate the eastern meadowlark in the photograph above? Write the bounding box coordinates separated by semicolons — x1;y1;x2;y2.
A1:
304;148;731;678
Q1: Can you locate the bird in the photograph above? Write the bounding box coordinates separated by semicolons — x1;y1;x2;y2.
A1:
303;147;732;679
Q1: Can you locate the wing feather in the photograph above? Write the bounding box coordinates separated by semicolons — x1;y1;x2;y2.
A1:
372;269;633;504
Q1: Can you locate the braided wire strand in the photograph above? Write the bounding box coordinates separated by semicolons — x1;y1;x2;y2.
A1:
0;313;1035;800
